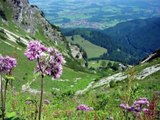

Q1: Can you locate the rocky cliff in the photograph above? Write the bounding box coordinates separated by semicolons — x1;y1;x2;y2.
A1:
2;0;63;43
0;0;87;66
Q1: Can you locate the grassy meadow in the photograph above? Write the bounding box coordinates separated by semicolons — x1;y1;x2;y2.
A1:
66;35;107;59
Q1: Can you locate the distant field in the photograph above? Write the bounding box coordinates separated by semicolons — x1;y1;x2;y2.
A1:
29;0;160;29
66;35;107;59
88;60;117;68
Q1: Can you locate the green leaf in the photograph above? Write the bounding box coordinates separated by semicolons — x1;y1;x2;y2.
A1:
6;112;16;118
5;75;15;80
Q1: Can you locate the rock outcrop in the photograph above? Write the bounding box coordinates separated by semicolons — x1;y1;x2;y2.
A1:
141;49;160;64
0;0;87;66
0;0;64;43
5;0;63;43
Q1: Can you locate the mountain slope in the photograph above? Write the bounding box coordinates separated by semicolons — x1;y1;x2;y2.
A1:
0;0;64;43
76;48;160;95
0;0;88;65
0;0;99;93
75;55;160;115
62;17;160;64
103;17;160;63
66;35;107;59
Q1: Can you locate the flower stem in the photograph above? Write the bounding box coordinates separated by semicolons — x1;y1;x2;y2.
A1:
0;75;5;120
38;74;44;120
125;111;129;120
4;78;9;105
37;58;44;120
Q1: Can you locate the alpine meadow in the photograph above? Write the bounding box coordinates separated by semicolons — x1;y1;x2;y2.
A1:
0;0;160;120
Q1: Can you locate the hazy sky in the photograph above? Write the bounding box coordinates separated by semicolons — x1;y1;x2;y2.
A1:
29;0;160;9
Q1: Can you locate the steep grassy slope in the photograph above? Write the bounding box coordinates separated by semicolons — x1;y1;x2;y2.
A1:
76;58;160;117
66;35;107;59
0;0;99;94
0;21;102;119
103;17;160;62
0;25;99;94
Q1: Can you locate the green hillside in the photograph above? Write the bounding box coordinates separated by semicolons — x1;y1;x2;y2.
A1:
74;58;160;119
0;23;116;95
0;0;160;119
1;24;159;119
0;0;101;92
88;60;117;68
66;35;107;59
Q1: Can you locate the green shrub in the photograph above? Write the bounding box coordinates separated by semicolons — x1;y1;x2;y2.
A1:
109;80;116;88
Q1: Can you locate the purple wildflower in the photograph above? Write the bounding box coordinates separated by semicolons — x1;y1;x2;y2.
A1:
120;103;128;109
48;47;55;55
132;104;141;112
142;108;149;113
48;48;64;65
35;60;47;74
35;57;63;79
55;54;64;64
45;68;52;75
25;41;64;120
52;64;62;79
76;104;93;111
120;97;150;117
25;40;64;79
24;41;47;61
0;55;17;74
120;103;133;111
134;100;149;106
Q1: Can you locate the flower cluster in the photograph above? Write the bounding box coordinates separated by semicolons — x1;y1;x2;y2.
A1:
76;104;94;111
25;41;64;79
120;97;150;117
24;41;47;61
0;55;17;74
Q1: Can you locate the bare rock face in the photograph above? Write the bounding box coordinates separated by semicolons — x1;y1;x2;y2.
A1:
69;43;88;67
141;49;160;64
6;0;63;43
70;44;83;59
